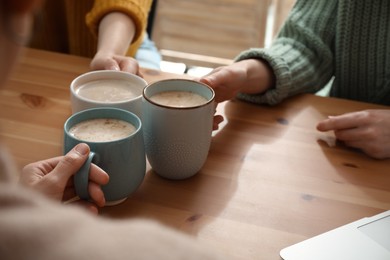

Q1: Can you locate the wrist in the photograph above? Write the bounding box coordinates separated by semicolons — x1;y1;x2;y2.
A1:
241;58;275;94
94;50;114;59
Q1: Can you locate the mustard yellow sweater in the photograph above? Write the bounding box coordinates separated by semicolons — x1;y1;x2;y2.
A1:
29;0;152;58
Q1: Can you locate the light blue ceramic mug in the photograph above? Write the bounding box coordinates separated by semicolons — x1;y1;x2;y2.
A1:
142;79;215;180
64;107;146;205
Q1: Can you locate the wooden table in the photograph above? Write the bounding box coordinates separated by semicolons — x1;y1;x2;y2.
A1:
2;48;390;259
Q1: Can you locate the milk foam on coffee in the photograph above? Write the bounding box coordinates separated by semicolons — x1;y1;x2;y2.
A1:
76;79;140;102
69;118;136;142
150;91;208;107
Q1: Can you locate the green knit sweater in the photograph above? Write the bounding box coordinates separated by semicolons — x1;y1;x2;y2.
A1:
236;0;390;106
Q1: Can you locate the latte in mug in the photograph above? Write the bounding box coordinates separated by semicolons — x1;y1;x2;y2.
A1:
69;118;136;142
149;91;208;107
76;79;141;103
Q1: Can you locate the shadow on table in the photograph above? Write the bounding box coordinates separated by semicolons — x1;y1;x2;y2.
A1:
317;138;390;211
100;98;293;235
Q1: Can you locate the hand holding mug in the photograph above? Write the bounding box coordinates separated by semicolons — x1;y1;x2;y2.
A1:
64;107;146;206
20;143;109;213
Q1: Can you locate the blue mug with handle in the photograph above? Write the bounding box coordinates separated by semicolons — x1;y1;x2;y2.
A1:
63;107;146;206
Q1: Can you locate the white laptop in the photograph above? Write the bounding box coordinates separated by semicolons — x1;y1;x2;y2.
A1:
280;210;390;260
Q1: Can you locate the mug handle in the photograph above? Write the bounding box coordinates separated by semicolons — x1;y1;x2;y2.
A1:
74;151;95;200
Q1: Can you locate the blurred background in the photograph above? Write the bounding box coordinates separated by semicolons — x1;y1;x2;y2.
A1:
152;0;296;76
28;0;296;77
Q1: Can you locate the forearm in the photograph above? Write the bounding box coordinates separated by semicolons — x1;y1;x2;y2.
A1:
96;12;136;56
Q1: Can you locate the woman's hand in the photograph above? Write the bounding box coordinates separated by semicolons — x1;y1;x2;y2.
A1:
90;52;141;75
200;59;274;130
90;12;141;76
317;109;390;159
200;59;274;103
19;143;109;213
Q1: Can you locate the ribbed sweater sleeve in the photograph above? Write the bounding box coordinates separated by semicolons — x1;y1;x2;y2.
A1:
236;0;337;105
236;0;390;106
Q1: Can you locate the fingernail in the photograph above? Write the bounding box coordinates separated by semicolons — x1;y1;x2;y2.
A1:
75;143;89;155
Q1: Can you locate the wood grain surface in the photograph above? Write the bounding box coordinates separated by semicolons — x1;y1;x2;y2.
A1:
2;48;389;260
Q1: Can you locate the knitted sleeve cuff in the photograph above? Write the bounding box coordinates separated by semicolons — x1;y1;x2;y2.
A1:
235;48;293;105
85;0;151;44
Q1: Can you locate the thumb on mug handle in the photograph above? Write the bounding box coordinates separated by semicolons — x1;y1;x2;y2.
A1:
74;151;96;200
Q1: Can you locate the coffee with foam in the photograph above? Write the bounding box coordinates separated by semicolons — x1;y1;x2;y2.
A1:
69;118;136;142
149;91;208;108
76;79;140;103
